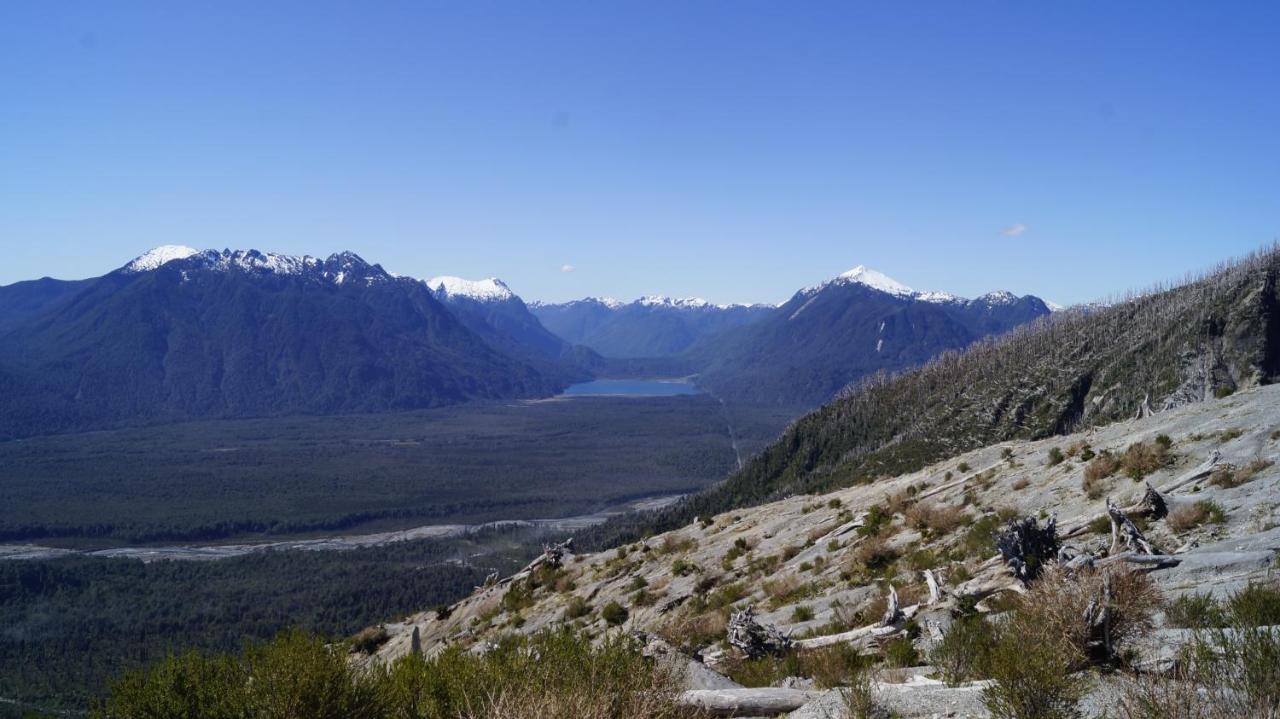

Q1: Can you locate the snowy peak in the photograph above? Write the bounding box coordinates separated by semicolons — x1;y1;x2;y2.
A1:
428;276;516;303
834;266;915;297
637;295;713;309
974;290;1019;305
119;247;391;286
123;245;200;273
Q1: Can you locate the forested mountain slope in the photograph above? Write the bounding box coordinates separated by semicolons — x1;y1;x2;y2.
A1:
690;268;1051;407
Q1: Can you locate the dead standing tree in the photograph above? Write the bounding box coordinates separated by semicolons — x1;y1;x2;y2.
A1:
727;606;792;659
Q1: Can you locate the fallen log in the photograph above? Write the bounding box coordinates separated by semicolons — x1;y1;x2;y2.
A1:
792;605;919;650
1158;450;1222;494
678;688;823;717
1095;552;1181;569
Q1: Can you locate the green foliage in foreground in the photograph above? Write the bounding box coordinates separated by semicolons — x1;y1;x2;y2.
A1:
92;628;695;719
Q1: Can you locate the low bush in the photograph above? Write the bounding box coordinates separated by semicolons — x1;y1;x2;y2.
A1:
930;615;997;685
904;502;966;538
349;625;390;655
1084;453;1120;484
1168;501;1227;531
601;601;629;626
1047;447;1065;466
1165;592;1225;629
97;628;701;719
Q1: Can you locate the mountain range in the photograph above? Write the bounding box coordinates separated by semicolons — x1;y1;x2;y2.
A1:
530;296;775;358
0;247;1054;437
0;247;562;438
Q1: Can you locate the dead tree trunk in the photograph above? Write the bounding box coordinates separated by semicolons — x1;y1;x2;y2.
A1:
1107;499;1158;555
727;607;791;659
880;584;902;626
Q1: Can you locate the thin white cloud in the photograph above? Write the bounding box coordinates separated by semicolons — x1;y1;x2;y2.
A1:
1002;223;1028;237
560;264;575;273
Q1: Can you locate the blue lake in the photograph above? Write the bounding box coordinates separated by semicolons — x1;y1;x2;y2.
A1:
559;378;702;397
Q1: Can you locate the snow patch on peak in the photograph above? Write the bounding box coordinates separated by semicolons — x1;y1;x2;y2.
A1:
976;290;1019;305
638;295;711;309
835;266;915;297
916;290;962;304
124;245;200;272
1046;300;1066;312
428;276;515;302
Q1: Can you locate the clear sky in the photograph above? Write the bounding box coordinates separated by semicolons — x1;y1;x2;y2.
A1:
2;2;1278;305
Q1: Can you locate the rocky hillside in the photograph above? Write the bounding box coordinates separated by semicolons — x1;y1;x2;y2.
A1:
366;384;1280;717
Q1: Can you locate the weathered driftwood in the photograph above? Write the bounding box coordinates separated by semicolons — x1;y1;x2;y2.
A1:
880;584;902;626
793;604;920;651
1083;572;1114;661
1062;483;1168;539
1095;552;1181;569
923;569;942;605
1158;450;1223;494
818;513;868;542
678;688;823;717
1108;499;1159;555
996;515;1059;581
953;557;1024;601
727;606;791;658
1128;482;1168;520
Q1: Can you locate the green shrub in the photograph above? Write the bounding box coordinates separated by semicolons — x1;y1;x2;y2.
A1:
350;625;390;655
564;596;592;620
857;505;892;537
671;558;697;576
982;632;1085;719
930;615;997;685
1047;447;1065;466
791;605;815;622
1227;582;1280;627
601;601;629;626
882;637;919;668
1165;592;1226;629
95;629;386;719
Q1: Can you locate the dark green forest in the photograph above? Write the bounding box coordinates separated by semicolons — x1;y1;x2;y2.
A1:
0;528;549;715
0;395;781;545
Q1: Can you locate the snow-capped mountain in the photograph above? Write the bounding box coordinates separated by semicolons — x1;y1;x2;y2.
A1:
120;247;396;287
0;247;568;438
424;275;601;381
689;265;1053;406
427;276;517;303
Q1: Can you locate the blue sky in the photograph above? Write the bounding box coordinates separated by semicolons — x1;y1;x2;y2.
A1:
2;2;1277;305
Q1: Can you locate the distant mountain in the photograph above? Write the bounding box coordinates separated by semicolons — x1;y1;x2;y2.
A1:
426;275;602;382
0;247;563;438
691;266;1052;407
531;296;775;358
0;276;93;334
